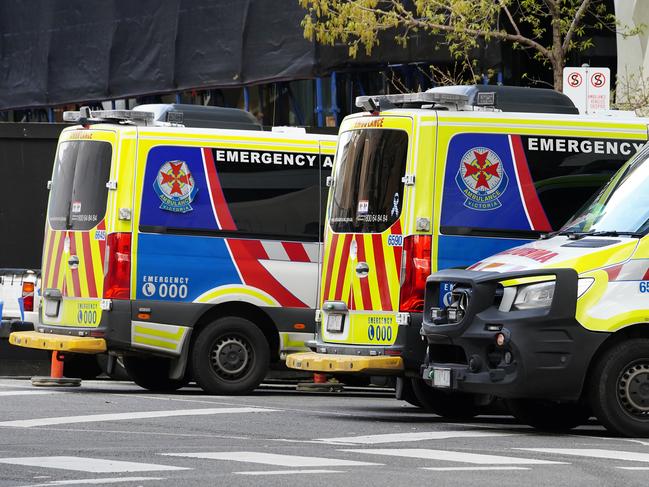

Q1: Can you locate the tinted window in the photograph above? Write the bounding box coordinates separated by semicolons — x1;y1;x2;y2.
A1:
329;129;408;233
48;141;112;231
217;150;325;240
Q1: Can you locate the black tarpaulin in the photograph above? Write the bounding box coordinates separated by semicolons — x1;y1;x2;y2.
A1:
0;0;455;110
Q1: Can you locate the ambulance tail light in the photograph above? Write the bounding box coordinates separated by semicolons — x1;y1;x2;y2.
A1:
399;235;432;313
22;281;35;312
103;232;132;300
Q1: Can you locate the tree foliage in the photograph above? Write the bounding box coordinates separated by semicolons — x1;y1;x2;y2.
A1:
299;0;641;91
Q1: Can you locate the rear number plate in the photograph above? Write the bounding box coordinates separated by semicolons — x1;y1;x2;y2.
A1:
326;314;344;333
433;368;451;388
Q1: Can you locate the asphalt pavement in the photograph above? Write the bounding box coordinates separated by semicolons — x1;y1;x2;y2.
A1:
0;378;648;487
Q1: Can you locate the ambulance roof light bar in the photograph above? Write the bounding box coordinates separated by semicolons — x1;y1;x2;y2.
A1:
63;107;156;125
355;92;470;112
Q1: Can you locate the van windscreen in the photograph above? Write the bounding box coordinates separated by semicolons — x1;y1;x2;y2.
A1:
329;129;408;233
48;140;112;231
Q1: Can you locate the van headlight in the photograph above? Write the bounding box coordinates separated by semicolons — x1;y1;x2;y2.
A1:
513;281;555;310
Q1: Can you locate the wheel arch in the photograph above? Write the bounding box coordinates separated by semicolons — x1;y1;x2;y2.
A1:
190;301;280;363
583;322;649;397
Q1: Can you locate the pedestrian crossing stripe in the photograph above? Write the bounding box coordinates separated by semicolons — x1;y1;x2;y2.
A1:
0;456;188;473
341;449;567;465
161;451;381;467
316;430;513;445
518;449;649;463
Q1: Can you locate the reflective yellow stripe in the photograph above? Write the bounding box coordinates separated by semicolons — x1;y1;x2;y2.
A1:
134;325;184;341
195;285;277;306
75;233;90;297
133;336;178;350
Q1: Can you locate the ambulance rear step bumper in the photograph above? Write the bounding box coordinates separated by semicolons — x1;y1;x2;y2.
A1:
9;331;106;354
286;352;404;375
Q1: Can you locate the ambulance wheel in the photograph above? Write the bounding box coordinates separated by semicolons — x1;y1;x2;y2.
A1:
505;398;590;432
410;378;478;419
589;339;649;437
123;356;187;392
192;317;269;395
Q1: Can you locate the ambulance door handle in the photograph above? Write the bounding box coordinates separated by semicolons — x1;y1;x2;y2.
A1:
68;255;79;270
356;261;370;278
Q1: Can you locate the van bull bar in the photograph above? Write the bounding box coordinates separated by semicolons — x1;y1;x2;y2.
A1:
420;268;608;401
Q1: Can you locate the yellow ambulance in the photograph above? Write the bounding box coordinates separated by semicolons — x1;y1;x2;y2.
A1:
10;104;336;394
287;85;649;415
421;142;649;437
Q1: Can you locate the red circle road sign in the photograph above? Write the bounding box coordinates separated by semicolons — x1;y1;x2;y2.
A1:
590;72;606;88
567;72;583;88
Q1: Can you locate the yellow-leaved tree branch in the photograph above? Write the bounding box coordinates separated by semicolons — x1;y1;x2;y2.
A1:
299;0;642;91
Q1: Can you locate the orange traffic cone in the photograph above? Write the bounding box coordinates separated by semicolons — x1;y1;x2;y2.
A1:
31;351;81;387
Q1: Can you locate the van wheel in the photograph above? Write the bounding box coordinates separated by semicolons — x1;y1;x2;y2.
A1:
192;317;270;395
123;356;187;392
505;398;590;432
589;339;649;437
410;378;478;419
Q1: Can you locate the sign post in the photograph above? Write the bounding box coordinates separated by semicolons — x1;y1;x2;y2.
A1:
562;67;610;114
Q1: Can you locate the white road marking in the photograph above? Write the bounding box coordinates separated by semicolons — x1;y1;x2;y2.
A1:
342;449;566;465
0;407;276;428
10;477;164;487
519;449;649;463
617;467;649;470
162;451;381;467
235;470;345;476
0;391;59;397
0;456;188;473
421;467;530;471
317;430;513;445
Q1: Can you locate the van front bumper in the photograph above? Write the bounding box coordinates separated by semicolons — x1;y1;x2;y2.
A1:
286;351;404;374
420;268;609;402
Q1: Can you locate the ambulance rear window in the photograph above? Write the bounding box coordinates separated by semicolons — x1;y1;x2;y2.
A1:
48;140;112;231
329;129;408;233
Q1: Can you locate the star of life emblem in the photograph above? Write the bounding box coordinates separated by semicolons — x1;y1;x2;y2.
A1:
455;147;508;210
154;160;198;213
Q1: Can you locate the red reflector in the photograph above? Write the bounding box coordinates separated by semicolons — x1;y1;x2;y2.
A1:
384;349;402;356
103;232;132;300
399;235;432;313
90;330;105;338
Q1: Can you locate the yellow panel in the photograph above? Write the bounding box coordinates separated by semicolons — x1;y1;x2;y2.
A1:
285;352;403;374
9;331;106;354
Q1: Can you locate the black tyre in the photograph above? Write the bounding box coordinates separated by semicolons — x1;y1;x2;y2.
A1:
192;316;270;395
63;354;102;380
589;339;649;437
395;376;422;408
505;398;590;432
410;378;479;419
123;355;187;392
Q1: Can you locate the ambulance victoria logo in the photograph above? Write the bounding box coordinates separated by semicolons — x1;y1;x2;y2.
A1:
456;147;508;210
154;160;198;213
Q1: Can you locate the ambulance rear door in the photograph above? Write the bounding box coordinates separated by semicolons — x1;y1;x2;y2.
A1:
320;115;413;347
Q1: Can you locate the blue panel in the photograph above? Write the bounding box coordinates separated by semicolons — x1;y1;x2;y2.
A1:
136;233;241;301
437;235;532;270
440;133;531;231
140;146;218;230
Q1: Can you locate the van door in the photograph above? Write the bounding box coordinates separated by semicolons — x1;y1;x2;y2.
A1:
321;116;412;346
41;131;115;329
